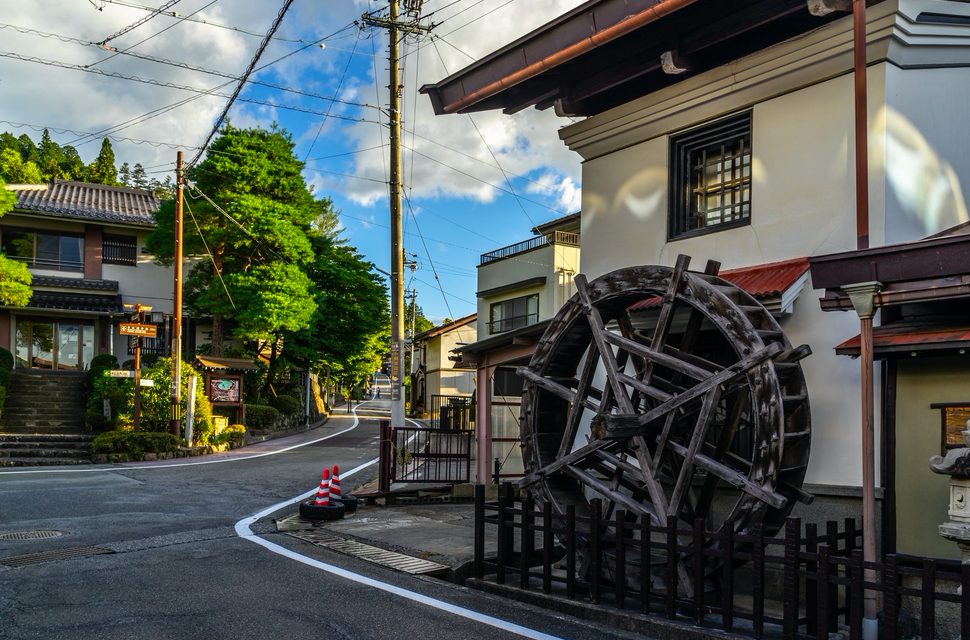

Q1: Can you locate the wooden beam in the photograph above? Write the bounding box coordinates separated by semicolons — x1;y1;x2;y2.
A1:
517;366;599;413
666;440;787;509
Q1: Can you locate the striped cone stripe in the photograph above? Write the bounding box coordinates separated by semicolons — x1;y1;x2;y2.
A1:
313;468;331;506
330;465;342;501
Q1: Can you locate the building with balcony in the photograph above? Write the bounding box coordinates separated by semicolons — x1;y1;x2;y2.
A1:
409;313;476;426
455;212;580;482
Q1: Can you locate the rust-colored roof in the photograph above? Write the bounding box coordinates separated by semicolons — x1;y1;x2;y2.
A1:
629;257;809;311
414;313;477;341
195;356;261;371
836;325;970;357
8;180;160;226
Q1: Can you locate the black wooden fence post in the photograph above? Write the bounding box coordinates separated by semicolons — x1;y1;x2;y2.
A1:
849;548;863;640
782;517;800;639
816;543;831;638
805;523;818;636
665;520;677;619
496;482;513;584
961;563;970;640
883;554;899;640
615;509;627;609
520;496;534;590
753;525;765;640
590;498;602;605
723;524;735;633
641;517;652;615
693;518;705;627
566;503;576;599
542;502;552;594
473;484;485;579
921;558;935;640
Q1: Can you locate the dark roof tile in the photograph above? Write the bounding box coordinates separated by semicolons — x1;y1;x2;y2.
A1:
8;180;160;226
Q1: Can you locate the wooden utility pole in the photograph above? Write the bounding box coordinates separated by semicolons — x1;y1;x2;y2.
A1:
362;1;432;491
170;151;184;439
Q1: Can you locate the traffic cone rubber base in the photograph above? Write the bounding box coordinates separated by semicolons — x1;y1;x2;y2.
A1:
299;498;346;521
336;494;359;514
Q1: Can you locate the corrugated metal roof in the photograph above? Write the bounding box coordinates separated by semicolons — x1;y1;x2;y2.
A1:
194;356;260;371
836;325;970;357
8;181;160;226
629;257;809;311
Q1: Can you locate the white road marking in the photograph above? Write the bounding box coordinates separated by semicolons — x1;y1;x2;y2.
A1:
234;452;566;640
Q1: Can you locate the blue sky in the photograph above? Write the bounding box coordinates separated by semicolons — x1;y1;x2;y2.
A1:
0;0;585;323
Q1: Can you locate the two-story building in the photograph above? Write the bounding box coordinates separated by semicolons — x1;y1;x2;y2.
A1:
1;180;180;371
425;0;970;557
409;313;477;425
454;212;580;482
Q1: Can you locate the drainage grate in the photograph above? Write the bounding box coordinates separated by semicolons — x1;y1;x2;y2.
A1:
287;530;449;575
0;530;64;541
0;546;113;568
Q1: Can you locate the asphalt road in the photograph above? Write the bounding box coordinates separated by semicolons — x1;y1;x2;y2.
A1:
0;400;641;640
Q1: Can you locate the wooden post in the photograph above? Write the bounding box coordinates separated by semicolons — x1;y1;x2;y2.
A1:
170;150;184;438
782;518;800;639
473;484;484;579
133;324;141;431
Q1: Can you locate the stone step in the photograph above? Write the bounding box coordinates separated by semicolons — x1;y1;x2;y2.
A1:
0;448;92;459
0;422;87;430
0;434;93;443
0;441;91;451
3;409;90;418
0;457;92;467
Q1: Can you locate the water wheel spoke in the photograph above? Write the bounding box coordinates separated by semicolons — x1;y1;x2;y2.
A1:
666;386;723;519
602;330;715;381
517;366;599;413
602;341;783;439
575;274;635;413
632;435;673;527
563;464;656;520
695;388;750;515
666;439;788;509
518;438;613;488
558;344;601;459
642;254;691;383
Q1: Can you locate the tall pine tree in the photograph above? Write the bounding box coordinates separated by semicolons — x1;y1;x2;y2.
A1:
85;138;118;185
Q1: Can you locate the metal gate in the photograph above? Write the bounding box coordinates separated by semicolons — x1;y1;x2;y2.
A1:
391;426;473;483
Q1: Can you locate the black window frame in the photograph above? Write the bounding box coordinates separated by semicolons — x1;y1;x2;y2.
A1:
102;234;138;266
668;111;753;241
0;228;84;272
488;293;539;335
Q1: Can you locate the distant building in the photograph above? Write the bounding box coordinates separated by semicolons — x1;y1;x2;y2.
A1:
410;313;476;427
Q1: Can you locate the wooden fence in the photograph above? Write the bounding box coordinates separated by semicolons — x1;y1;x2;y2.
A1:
473;484;970;640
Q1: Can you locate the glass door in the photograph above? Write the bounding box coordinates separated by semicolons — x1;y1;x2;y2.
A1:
14;319;95;370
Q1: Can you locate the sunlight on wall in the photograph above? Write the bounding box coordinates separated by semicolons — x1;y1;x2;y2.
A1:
615;167;667;221
872;106;969;235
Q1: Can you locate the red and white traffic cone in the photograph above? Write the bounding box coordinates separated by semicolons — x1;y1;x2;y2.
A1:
300;467;345;521
331;464;358;513
313;468;331;506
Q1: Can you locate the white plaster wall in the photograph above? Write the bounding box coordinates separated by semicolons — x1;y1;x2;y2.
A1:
881;65;970;243
574;67;898;488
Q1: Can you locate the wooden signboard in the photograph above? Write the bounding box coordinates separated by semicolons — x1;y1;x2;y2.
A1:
207;375;242;405
119;323;157;338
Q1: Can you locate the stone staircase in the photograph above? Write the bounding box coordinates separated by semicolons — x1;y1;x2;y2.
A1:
0;371;93;466
0;433;93;467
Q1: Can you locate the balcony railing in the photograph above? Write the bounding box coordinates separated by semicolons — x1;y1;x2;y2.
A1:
488;311;539;335
480;230;579;266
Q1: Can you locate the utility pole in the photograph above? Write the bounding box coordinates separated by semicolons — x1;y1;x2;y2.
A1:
362;1;432;438
170;150;184;439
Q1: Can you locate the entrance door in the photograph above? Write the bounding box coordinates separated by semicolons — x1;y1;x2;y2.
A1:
15;320;95;370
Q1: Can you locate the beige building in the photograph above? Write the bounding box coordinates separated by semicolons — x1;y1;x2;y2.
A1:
409;313;477;425
425;0;970;556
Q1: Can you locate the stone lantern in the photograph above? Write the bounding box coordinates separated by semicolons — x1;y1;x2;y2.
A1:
929;420;970;562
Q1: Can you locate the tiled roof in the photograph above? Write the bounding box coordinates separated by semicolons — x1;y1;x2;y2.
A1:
28;291;122;314
835;324;970;357
415;313;477;341
629;257;810;312
31;275;120;291
7;180;160;226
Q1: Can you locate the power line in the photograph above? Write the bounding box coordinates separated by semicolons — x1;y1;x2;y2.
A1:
302;29;364;162
183;195;236;309
0;23;378;111
0;51;380;127
91;0;210;68
96;0;181;46
99;0;318;45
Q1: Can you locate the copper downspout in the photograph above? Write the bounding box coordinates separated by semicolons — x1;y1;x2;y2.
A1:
442;0;700;114
852;0;877;636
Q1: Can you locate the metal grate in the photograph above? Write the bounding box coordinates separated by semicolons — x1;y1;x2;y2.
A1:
0;530;64;541
0;546;113;568
287;530;449;575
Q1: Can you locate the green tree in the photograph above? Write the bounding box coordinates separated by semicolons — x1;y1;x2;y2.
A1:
284;234;389;389
0;178;32;306
147;124;331;386
85;138;118;185
36;129;65;182
0;149;42;183
118;162;131;186
17;134;38;165
131;163;148;189
60;145;85;181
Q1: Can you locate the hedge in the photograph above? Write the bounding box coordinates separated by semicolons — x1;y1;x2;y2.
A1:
245;404;280;430
269;394;303;416
0;346;13;388
91;431;180;455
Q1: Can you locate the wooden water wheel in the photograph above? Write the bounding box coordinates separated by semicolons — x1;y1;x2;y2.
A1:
517;255;813;594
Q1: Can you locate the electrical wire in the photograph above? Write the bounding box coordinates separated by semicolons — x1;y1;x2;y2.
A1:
302;28;364;162
184;195;236;310
91;0;209;68
96;0;181;46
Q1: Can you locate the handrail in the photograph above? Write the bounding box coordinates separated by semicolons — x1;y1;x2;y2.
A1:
480;230;580;265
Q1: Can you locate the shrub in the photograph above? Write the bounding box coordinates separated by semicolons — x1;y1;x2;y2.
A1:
91;431;180;455
89;353;119;375
140;358;213;444
269;394;303;416
85;354;132;432
212;423;246;447
245;404;280;430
